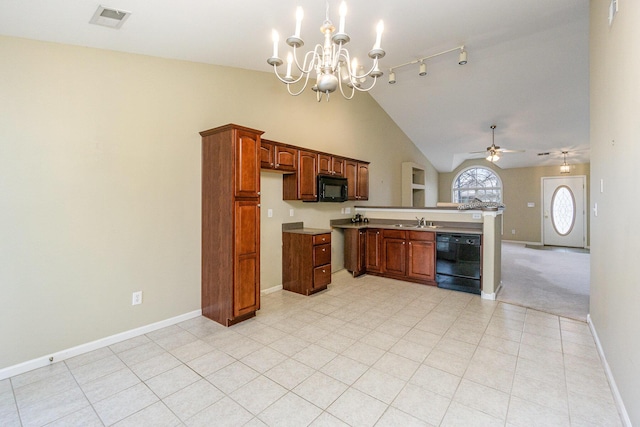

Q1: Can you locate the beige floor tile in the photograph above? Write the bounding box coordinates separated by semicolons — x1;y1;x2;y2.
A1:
15;386;89;427
320;355;368;385
230;375;287;415
372;352;420;381
109;335;152;354
152;329;199;351
515;357;566;387
206;361;259;394
186;349;235;377
409;365;461;399
185;396;253;427
423;349;470;377
80;368;140;404
93;383;158;426
341;341;385;366
240;346;288;373
309;411;350;426
478;334;520;356
315;332;356;353
145;364;200;398
293;372;348;409
507;395;570;427
164;379;224;421
64;347;114;370
511;373;569;413
375;406;432;426
258;392;322;427
268;334;310;357
327;387;388;426
464;362;515;394
441;401;504;427
46;406;103;427
568;390;623;426
264;358;315;390
434;337;477;360
13;370;78;409
517;343;564;368
130;352;181;381
353;368;406;404
116;342;166;367
113;401;180;427
70;354;127;385
292;344;338;370
520;331;562;352
169;339;214;363
453;378;509;420
392;383;451;426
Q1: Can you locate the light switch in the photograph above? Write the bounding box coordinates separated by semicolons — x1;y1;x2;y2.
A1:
289;209;294;217
345;208;351;214
267;209;273;218
600;179;604;193
527;202;535;208
593;203;598;217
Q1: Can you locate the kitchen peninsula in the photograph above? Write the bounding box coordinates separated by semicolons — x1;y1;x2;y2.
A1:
332;206;503;300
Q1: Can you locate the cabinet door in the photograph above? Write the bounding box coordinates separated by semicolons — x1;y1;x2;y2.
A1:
345;160;358;200
357;163;369;200
383;237;406;276
298;150;318;201
235;129;261;198
260;141;275;169
365;229;382;272
407;240;436;282
234;200;260;317
318;153;332;175
332;157;345;177
275;145;297;171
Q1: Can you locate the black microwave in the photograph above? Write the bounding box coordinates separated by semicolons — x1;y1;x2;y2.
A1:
317;175;348;202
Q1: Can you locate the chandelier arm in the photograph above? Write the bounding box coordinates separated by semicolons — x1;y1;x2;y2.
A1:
271;64;306;85
292;45;323;75
350;76;379;92
285;71;314;96
337;78;356;100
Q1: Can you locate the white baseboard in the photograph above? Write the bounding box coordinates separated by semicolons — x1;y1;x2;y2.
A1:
501;239;542;246
0;309;202;381
587;314;632;427
261;285;283;295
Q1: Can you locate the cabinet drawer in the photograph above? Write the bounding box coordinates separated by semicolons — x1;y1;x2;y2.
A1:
382;229;406;239
313;233;331;245
313;244;331;266
408;231;435;241
313;265;332;287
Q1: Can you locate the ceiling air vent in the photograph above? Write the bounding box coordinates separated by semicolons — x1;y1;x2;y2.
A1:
89;5;131;29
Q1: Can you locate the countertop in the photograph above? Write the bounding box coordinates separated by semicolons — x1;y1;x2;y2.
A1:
283;227;333;235
331;221;483;235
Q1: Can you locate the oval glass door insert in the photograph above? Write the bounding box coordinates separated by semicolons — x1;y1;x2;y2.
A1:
551;185;576;236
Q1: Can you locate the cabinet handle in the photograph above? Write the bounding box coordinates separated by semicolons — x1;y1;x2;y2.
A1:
257;192;261;195
258;204;261;207
322;269;326;273
403;242;405;245
322;248;326;252
270;163;274;166
275;164;279;167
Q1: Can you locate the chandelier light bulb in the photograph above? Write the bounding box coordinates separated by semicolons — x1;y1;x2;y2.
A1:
294;7;304;38
272;30;279;58
339;2;347;34
374;20;384;49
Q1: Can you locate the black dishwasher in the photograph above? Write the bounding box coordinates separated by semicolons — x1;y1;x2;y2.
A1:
436;233;482;295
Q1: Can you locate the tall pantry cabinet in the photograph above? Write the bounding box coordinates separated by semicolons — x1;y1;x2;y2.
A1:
200;124;263;326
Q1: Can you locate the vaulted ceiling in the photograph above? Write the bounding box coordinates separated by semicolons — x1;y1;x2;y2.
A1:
0;0;590;172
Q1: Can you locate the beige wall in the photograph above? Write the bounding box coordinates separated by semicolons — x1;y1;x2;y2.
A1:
438;160;590;245
590;1;640;424
0;35;435;369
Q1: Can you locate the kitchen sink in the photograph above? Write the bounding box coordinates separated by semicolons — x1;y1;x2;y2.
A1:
416;225;440;229
393;224;416;228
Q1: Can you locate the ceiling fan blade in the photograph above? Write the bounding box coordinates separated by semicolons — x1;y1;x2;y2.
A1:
497;149;525;153
468;150;490;154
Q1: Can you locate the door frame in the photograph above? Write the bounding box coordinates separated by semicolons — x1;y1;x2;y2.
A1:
540;175;587;248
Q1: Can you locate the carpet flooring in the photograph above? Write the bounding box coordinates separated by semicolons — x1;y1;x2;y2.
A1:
497;242;590;321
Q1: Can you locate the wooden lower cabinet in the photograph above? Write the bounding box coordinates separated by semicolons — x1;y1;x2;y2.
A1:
343;227;436;285
365;229;382;272
344;228;366;277
382;230;407;276
283;232;331;295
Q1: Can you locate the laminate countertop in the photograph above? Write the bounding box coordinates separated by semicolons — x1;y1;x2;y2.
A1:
331;222;483;235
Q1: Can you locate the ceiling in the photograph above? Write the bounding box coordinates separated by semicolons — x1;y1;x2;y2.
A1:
0;0;590;172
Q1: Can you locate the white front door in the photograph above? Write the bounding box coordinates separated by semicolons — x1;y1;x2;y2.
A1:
542;176;586;248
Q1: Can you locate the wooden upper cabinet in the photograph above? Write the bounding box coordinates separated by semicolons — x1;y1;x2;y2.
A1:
345;160;369;201
318;154;345;177
260;140;275;169
261;140;297;172
298;150;318;200
235;129;261;198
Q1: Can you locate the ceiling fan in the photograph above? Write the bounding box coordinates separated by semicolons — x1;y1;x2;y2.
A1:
470;125;524;162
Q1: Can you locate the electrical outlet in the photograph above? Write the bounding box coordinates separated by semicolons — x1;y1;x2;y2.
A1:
289;209;294;217
511;229;516;235
132;291;142;305
345;207;351;214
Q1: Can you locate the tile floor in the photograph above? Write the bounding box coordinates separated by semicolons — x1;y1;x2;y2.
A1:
0;271;623;426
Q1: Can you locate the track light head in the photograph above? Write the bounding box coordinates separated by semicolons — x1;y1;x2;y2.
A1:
388;70;396;84
458;48;468;65
418;62;427;76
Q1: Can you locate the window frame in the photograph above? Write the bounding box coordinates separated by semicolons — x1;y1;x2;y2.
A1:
451;166;503;203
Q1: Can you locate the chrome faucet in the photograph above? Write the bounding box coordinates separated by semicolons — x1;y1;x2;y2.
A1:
416;217;427;226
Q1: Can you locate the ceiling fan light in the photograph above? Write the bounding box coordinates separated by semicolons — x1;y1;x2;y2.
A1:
486;152;500;162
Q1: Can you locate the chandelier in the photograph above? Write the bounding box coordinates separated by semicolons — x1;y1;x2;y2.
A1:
267;2;385;102
560;151;571;174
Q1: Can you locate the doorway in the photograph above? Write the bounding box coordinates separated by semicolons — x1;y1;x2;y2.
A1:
542;176;587;248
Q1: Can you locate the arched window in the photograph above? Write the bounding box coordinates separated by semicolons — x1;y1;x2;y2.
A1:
452;167;502;203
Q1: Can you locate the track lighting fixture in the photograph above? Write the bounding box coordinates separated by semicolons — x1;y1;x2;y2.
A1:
419;61;427;76
458;47;468;65
387;45;467;85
